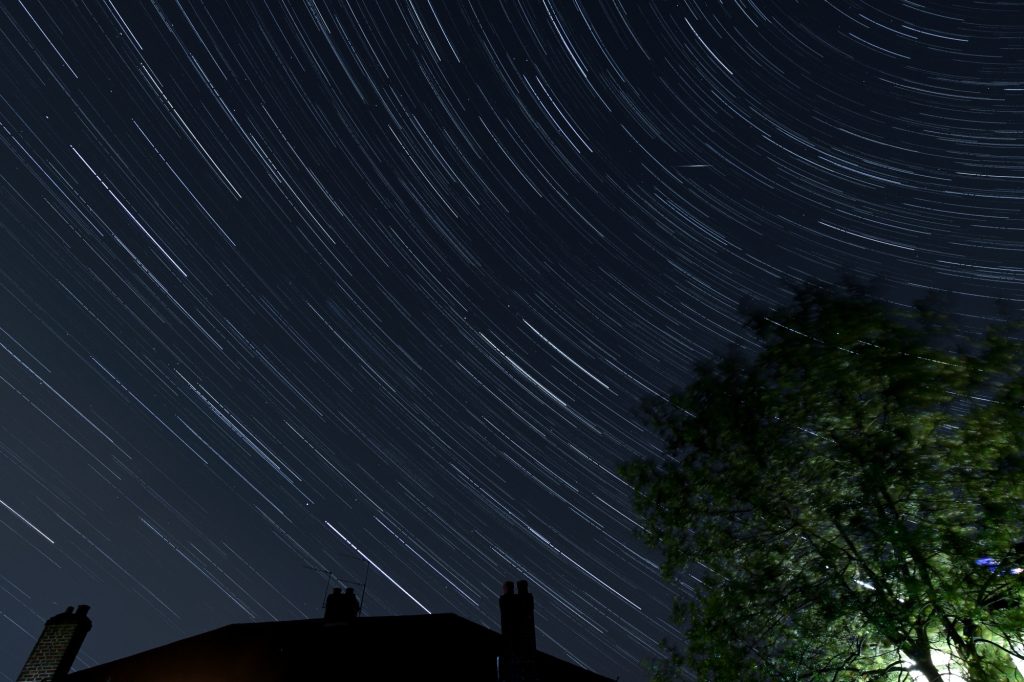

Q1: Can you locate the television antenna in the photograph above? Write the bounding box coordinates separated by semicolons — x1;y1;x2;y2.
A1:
304;553;370;611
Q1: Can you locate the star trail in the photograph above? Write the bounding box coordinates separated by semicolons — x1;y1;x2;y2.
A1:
1;2;1023;680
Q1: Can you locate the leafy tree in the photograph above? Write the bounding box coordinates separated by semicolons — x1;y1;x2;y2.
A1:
622;280;1024;681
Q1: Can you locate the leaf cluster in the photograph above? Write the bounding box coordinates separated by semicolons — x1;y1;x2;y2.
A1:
624;280;1024;681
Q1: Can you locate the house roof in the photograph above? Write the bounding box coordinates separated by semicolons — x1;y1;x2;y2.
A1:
65;613;615;681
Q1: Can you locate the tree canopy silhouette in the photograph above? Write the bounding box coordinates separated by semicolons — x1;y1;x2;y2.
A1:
622;280;1024;681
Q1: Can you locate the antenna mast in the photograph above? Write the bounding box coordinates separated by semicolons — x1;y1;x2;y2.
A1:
304;551;371;612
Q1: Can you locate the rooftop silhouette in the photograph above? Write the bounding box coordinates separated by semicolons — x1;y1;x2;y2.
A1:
20;580;614;682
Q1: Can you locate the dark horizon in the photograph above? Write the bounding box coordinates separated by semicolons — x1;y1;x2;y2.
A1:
2;3;1022;681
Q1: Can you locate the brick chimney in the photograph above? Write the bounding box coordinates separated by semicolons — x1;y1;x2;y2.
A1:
498;580;537;681
17;605;92;682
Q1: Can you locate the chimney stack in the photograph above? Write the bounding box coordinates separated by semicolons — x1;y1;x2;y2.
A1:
498;580;537;681
17;605;92;682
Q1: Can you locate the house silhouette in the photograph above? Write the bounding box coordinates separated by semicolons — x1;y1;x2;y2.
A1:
19;580;615;682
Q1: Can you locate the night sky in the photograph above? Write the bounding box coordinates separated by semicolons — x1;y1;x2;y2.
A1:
1;2;1023;680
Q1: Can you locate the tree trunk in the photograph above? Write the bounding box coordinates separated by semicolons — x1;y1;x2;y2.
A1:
914;657;945;682
906;648;944;682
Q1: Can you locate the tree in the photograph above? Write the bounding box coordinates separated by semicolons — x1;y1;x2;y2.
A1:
622;279;1024;681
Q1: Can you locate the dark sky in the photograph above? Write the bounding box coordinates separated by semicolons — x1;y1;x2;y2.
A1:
1;2;1022;680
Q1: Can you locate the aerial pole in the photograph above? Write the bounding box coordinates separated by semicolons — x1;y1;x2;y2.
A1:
304;551;371;613
303;565;336;608
359;558;369;613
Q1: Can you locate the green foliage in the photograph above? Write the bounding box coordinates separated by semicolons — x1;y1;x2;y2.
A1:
623;280;1024;681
